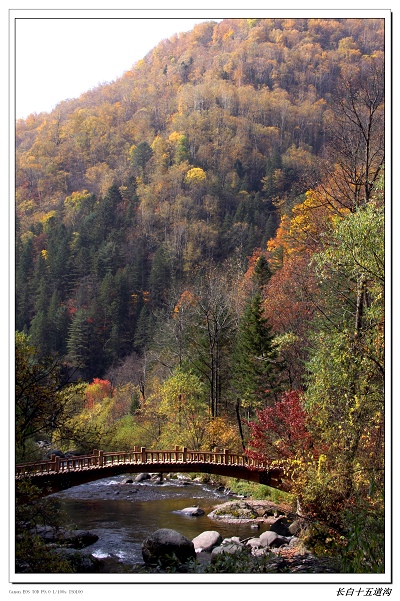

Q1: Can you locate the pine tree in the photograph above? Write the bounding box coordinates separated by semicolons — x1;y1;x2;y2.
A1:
66;308;97;376
253;255;272;288
233;292;281;416
29;275;50;357
262;149;283;199
29;310;49;358
16;236;34;331
47;289;69;355
94;183;123;242
133;304;153;352
46;223;71;295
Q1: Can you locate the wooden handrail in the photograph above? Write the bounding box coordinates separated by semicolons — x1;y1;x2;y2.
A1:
16;446;272;478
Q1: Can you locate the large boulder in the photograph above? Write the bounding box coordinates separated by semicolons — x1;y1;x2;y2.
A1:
141;529;196;565
246;537;262;549
35;527;98;549
269;516;292;537
209;501;259;521
192;530;222;552
62;530;99;549
259;531;288;548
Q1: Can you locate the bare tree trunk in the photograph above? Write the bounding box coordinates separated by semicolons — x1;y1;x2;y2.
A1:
235;399;245;451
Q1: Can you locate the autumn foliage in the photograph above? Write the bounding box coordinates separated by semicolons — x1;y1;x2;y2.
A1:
245;390;314;463
84;378;114;409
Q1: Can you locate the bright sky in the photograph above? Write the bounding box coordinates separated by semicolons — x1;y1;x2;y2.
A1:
15;17;221;120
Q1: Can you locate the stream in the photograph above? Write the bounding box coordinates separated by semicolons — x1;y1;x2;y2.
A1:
50;473;272;570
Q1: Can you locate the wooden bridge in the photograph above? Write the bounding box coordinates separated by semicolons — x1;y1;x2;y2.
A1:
16;446;290;493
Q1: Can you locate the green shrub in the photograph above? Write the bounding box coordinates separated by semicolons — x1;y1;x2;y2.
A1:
340;501;385;573
203;547;278;574
15;480;75;573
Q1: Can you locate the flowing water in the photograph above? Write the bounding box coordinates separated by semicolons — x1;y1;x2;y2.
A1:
50;473;271;570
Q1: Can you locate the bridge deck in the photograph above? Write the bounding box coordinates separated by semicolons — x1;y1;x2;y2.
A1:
16;447;290;492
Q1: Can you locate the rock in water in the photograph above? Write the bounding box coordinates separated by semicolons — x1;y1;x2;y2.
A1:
135;472;151;482
192;530;222;552
141;528;196;565
35;527;99;549
269;516;292;536
177;506;205;516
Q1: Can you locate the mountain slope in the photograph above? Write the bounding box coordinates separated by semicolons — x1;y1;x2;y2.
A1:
15;17;384;377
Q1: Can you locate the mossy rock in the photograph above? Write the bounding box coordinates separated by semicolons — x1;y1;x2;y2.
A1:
212;501;258;520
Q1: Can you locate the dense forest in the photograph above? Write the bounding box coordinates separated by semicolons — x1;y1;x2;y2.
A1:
15;17;385;571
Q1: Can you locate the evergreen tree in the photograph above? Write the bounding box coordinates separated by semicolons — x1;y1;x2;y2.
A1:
133;304;153;352
30;252;48;309
262;149;283;199
29;273;50;357
233;292;281;417
253;255;272;288
94;183;123;242
16;236;34;331
29;310;49;358
66;308;98;377
47;289;69;355
46;223;71;295
111;267;136;357
129;141;153;183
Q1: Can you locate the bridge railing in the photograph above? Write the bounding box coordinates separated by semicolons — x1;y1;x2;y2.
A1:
16;446;269;478
15;452;102;477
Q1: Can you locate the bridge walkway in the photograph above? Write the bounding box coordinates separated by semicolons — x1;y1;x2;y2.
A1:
16;446;290;492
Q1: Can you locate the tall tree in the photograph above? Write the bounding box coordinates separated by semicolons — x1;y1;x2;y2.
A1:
233;292;282;419
186;267;237;418
15;236;34;331
305;181;385;503
158;368;208;449
16;333;66;460
129;141;153;181
322;52;384;211
66;308;98;377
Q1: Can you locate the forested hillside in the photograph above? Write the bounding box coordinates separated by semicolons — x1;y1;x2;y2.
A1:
16;17;385;571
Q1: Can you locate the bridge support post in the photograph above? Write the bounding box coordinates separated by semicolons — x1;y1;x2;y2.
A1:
141;447;146;464
224;449;229;465
182;447;187;462
55;456;60;473
98;450;104;467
